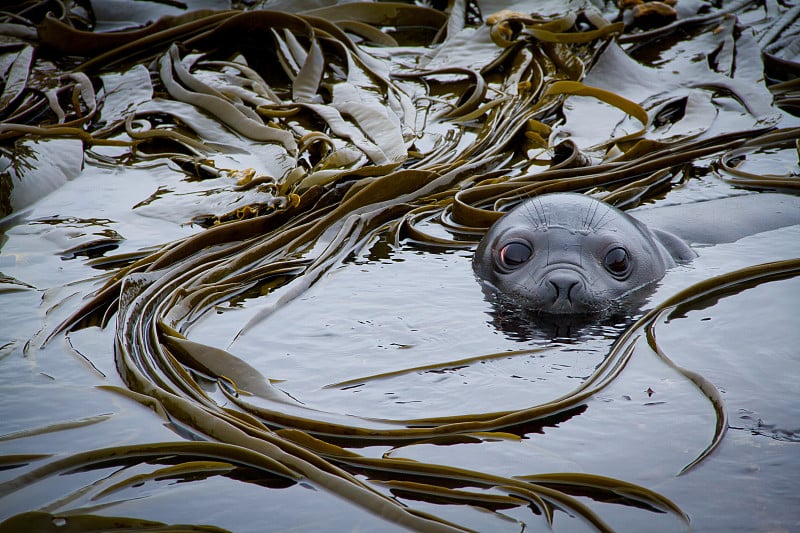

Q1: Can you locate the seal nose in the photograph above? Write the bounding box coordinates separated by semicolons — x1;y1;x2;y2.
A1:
548;271;580;303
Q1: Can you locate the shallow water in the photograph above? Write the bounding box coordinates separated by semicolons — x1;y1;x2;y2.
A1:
3;163;799;530
2;1;800;531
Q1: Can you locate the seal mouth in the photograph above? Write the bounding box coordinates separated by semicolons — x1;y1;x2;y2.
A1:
542;299;587;315
536;300;606;316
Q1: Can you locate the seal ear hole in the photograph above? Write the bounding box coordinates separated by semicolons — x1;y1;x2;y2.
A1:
497;241;532;272
604;247;631;279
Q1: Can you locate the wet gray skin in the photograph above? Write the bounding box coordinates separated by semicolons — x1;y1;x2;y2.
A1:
473;192;800;315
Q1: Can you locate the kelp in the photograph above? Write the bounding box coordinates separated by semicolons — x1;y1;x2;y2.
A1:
3;0;799;531
0;511;231;532
718;127;800;190
606;258;800;474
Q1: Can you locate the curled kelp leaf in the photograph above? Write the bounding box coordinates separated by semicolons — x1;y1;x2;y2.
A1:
397;203;479;250
604;258;800;474
159;45;297;152
544;79;648;148
717;127;800;191
486;11;541;48
551;138;593;169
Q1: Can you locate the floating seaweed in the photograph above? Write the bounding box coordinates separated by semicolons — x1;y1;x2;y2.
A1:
1;0;798;530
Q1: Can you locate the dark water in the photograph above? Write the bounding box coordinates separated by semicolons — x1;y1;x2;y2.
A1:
2;0;800;531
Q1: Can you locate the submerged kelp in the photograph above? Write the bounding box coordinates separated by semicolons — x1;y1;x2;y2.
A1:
1;0;799;531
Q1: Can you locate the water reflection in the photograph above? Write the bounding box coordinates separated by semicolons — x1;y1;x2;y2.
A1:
2;0;800;531
477;281;648;342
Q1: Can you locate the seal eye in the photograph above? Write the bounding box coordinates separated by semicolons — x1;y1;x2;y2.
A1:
604;247;631;278
498;241;532;271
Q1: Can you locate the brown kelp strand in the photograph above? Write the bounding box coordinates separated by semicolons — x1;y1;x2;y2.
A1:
281;429;687;530
448;127;783;229
603;258;800;475
0;511;232;532
717;127;800;191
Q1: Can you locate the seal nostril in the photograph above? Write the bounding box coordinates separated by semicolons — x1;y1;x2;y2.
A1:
548;272;580;302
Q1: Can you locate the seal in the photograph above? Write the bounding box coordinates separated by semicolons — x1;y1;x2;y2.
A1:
473;192;800;315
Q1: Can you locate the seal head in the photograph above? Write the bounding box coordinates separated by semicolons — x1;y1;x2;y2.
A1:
473;193;692;315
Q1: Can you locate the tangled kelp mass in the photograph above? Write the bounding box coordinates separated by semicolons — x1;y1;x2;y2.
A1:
1;0;799;531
